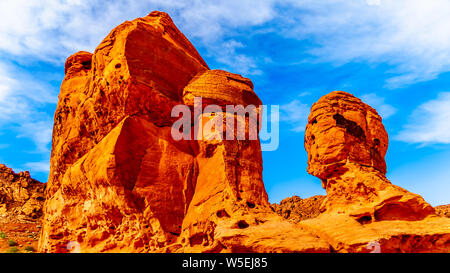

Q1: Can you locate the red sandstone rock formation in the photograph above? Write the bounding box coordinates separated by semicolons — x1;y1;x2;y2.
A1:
436;205;450;218
39;11;450;253
299;91;450;252
304;91;435;221
271;195;325;223
0;164;45;221
39;11;328;253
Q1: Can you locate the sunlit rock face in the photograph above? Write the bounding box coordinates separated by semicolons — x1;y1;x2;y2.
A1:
39;11;450;253
299;91;450;253
39;11;330;253
305;91;388;180
304;91;434;220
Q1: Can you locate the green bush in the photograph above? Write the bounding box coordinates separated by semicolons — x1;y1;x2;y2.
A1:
6;247;19;253
7;240;17;247
24;246;35;252
0;232;6;239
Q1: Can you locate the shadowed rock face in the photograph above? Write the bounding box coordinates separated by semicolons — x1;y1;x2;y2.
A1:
39;11;450;253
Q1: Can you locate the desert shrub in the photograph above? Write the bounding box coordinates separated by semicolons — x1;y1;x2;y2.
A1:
24;246;35;252
7;240;17;246
6;247;19;253
0;232;6;239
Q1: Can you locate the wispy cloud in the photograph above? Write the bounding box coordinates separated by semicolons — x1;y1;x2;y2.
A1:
0;0;277;71
283;0;450;87
17;120;53;153
212;40;262;75
280;99;310;132
396;92;450;144
360;93;397;119
0;62;55;153
24;160;50;173
2;1;449;86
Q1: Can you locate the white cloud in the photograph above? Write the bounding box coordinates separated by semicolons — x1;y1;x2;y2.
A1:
0;0;277;65
285;0;450;87
24;160;51;173
360;93;397;119
366;0;381;6
280;99;310;132
213;40;262;75
0;63;55;152
396;92;450;144
17;120;54;153
0;1;449;86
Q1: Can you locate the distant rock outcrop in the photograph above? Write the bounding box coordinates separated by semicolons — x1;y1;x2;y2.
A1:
271;195;325;223
39;11;450;253
436;205;450;218
0;164;45;221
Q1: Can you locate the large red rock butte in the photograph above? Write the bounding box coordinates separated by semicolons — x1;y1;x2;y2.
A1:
39;11;328;253
39;11;450;253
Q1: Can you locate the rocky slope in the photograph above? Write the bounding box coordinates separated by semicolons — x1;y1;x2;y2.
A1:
271;195;325;223
0;164;45;221
0;164;44;253
272;196;450;223
38;11;450;253
436;205;450;218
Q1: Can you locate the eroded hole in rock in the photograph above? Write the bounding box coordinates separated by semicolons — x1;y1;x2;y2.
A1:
216;209;230;218
311;119;317;125
115;63;121;69
285;209;291;218
374;203;426;221
204;145;216;158
373;138;380;145
356;215;372;225
246;202;255;208
189;233;205;246
81;60;91;70
236;220;249;229
332;113;365;140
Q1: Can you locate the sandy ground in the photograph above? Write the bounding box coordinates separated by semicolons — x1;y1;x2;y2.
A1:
0;217;40;253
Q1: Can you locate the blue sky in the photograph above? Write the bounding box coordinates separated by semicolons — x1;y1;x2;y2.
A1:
0;0;449;206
